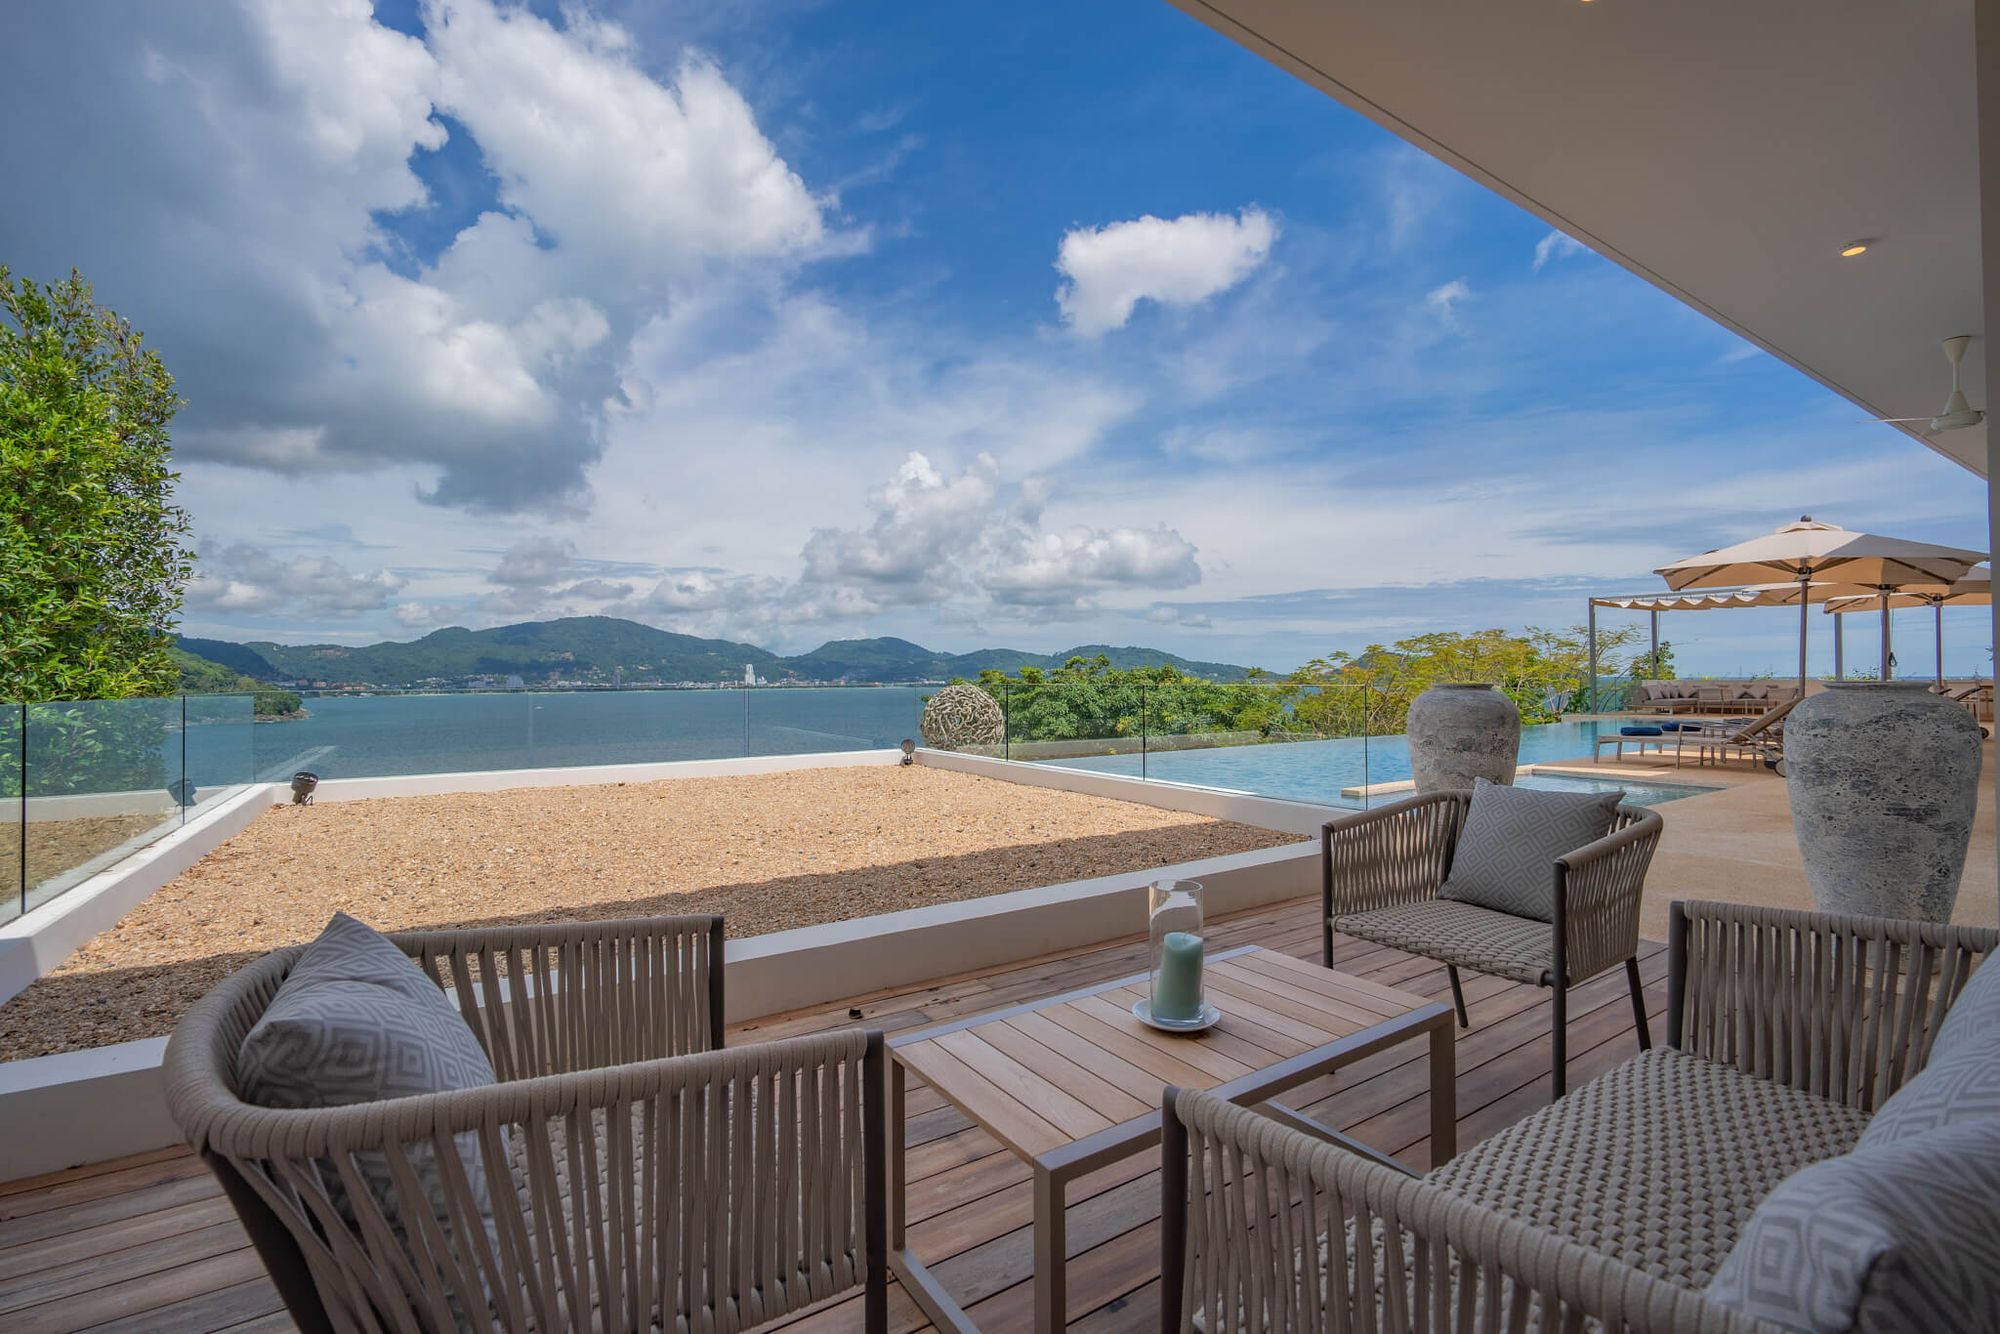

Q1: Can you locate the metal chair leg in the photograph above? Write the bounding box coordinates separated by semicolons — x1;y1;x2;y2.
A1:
1551;983;1568;1100
1445;964;1470;1028
1626;956;1652;1051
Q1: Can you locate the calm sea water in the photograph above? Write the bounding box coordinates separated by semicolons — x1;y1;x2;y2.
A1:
185;688;929;783
166;696;1710;809
1035;720;1713;808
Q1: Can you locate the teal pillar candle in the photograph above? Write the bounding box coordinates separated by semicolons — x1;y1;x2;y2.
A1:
1153;931;1205;1022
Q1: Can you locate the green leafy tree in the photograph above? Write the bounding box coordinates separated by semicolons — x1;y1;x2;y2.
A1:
1;267;193;703
1286;625;1646;728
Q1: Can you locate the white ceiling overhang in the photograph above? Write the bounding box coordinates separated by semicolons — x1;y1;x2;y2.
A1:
1167;0;1988;476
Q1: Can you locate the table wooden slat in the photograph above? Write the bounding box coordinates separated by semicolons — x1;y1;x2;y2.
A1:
972;1022;1153;1123
931;1031;1114;1141
1096;984;1313;1064
1204;962;1393;1034
895;1040;1069;1158
1241;948;1435;1015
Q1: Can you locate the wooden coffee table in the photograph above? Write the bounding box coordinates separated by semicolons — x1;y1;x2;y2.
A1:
887;945;1455;1330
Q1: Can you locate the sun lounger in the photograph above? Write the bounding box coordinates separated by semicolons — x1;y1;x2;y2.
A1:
1674;695;1799;768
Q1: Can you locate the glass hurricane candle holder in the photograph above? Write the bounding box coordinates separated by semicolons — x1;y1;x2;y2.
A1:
1147;879;1209;1027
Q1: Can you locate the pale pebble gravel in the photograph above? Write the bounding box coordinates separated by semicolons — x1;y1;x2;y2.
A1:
0;765;1293;1059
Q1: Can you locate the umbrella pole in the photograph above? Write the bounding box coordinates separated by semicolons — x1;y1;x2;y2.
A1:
1835;612;1845;680
1936;602;1945;691
1880;590;1893;681
1650;610;1660;679
1798;572;1810;695
1587;601;1599;713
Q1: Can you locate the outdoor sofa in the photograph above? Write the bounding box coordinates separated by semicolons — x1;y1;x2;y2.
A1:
1322;783;1662;1099
163;912;889;1334
1162;900;2000;1332
1632;680;1801;715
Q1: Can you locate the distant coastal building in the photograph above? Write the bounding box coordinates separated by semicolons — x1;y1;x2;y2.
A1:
743;663;759;686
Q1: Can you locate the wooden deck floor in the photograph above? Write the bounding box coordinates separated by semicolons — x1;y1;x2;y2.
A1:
0;897;1668;1333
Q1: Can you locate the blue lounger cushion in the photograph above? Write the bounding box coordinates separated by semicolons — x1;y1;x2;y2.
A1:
1619;725;1664;736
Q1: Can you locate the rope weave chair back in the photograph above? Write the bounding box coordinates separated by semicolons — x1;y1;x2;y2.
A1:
1558;806;1663;983
1321;791;1470;917
164;916;887;1334
1669;900;1999;1112
394;916;725;1079
1160;1087;1778;1333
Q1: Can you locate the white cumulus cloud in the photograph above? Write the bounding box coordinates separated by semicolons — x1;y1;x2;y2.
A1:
1426;279;1472;330
1055;208;1277;337
1532;229;1588;272
186;543;406;618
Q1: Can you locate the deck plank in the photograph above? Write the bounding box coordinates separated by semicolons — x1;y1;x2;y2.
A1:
0;895;1673;1331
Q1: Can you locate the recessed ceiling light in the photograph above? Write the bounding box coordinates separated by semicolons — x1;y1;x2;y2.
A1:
1840;240;1873;258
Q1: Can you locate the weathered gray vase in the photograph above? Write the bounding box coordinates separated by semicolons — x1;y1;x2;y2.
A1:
1784;681;1982;922
1408;683;1521;793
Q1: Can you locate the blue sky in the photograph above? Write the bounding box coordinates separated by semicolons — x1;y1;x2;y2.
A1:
0;0;1986;675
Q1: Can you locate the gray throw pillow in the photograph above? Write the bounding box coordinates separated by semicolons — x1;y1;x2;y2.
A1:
239;913;499;1244
1934;955;2000;1059
1436;778;1622;922
1707;1121;2000;1332
1859;1043;2000;1148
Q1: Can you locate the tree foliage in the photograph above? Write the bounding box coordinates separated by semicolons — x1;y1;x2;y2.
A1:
1;268;193;702
974;629;1649;747
1287;625;1647;727
974;656;1299;743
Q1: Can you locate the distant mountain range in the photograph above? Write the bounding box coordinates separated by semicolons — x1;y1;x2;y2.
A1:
175;617;1254;688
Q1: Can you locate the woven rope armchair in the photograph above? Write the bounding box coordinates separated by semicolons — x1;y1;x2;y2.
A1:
1161;901;2000;1332
163;914;889;1334
1322;789;1663;1097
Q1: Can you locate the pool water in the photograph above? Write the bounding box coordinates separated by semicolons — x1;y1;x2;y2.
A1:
1036;720;1716;808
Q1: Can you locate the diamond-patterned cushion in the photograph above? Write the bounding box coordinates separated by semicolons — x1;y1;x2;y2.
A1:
1707;1121;2000;1331
1436;778;1622;922
239;913;499;1241
1934;955;2000;1058
1859;1044;2000;1147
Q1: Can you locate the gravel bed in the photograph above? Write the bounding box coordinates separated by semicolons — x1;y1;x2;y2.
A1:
0;765;1294;1058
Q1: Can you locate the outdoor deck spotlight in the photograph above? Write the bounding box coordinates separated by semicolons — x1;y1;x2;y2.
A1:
291;771;320;805
900;738;916;766
167;778;197;808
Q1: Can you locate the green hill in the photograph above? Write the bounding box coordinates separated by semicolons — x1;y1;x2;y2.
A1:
170;648;304;717
186;617;783;687
176;619;1255;687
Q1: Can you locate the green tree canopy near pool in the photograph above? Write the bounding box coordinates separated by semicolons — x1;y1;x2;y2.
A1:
972;626;1650;745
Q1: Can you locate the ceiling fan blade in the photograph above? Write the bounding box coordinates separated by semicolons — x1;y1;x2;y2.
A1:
1861;416;1936;424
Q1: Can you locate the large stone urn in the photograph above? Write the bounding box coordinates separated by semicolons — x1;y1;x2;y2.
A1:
1407;683;1521;793
1784;681;1982;922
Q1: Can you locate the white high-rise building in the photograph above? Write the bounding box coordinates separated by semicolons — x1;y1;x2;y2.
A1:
743;663;757;686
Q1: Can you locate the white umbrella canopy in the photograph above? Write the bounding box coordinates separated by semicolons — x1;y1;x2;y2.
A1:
1655;517;1985;590
1654;517;1987;688
1825;569;1992;688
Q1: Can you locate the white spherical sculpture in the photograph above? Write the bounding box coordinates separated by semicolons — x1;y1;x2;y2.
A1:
920;684;1006;751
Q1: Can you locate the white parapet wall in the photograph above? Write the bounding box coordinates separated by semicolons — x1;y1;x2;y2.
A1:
0;745;1336;1180
0;782;283;1007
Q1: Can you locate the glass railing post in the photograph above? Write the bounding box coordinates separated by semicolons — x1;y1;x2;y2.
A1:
743;685;751;757
14;702;23;918
1361;684;1372;808
1002;681;1010;761
1140;685;1148;781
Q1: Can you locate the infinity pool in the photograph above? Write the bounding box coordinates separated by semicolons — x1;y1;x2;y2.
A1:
1036;720;1716;808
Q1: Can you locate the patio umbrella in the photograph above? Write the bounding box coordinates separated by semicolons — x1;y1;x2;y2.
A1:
1824;568;1992;689
1654;516;1986;690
